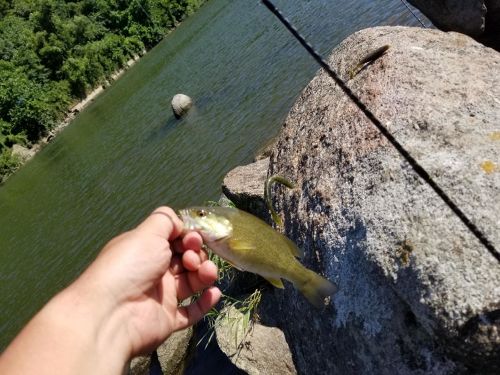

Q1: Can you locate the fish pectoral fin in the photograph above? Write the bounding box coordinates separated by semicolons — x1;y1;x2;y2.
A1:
228;238;256;252
264;276;285;289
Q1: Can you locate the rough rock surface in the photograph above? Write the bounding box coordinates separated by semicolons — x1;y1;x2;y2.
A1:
253;135;279;162
215;305;297;375
249;26;500;374
222;158;271;221
130;328;192;375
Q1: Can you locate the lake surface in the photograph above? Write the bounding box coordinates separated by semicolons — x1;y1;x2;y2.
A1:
0;0;428;349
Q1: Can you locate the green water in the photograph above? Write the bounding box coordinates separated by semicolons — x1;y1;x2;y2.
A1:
0;0;427;348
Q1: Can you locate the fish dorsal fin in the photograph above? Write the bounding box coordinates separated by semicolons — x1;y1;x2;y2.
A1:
282;235;304;258
264;276;285;289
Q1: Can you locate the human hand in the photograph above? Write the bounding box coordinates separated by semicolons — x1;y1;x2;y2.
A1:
0;206;220;375
75;206;221;357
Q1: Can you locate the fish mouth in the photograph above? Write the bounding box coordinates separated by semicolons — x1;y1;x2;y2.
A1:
178;207;233;242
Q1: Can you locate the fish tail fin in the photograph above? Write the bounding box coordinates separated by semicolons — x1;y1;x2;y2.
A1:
297;271;337;308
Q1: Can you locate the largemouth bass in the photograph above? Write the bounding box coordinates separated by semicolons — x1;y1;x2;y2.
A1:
180;206;337;307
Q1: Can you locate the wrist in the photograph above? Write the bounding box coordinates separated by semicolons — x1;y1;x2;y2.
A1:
0;280;131;375
46;279;132;372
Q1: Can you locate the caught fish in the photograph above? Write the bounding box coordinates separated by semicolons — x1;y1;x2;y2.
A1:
180;206;337;307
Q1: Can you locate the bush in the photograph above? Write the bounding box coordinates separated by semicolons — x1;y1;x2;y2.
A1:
0;63;70;141
61;56;88;98
0;148;22;183
0;120;27;151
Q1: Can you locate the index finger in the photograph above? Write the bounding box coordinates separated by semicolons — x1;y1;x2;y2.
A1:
136;206;183;240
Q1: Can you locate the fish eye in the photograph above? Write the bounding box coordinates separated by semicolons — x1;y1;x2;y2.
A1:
197;209;207;217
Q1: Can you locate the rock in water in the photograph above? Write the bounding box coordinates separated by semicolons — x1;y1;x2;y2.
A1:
258;26;499;374
171;94;193;118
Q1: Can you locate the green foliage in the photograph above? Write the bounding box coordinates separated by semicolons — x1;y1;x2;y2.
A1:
31;0;58;34
0;62;70;141
0;15;46;78
225;288;262;333
0;0;206;181
69;15;107;45
0;148;22;183
0;120;27;151
60;56;88;98
199;289;263;349
208;250;234;282
0;0;11;18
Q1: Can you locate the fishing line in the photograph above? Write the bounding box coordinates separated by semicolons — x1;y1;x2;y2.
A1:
399;0;427;28
261;0;499;263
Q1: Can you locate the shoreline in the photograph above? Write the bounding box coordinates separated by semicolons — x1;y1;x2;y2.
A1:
11;52;145;164
4;2;205;182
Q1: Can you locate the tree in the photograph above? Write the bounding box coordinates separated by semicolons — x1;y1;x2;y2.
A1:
0;0;208;181
38;41;65;77
61;56;88;98
0;148;21;181
0;61;70;141
0;119;27;151
31;0;57;34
